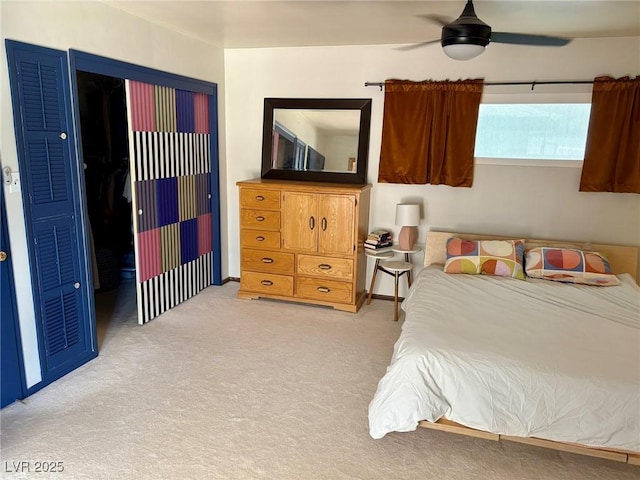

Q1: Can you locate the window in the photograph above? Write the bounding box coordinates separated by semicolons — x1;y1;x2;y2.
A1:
474;103;591;162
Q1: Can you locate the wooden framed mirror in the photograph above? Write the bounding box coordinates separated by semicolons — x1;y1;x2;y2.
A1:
261;98;372;184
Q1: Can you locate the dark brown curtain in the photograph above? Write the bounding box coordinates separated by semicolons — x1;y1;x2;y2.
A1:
579;76;640;193
378;79;483;186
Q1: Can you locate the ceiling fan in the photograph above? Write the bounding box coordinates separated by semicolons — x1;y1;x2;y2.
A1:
407;0;572;60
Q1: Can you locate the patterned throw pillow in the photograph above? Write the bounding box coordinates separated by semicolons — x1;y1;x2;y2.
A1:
444;238;525;280
525;247;620;286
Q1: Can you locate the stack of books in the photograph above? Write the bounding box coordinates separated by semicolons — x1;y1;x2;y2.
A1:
364;229;393;251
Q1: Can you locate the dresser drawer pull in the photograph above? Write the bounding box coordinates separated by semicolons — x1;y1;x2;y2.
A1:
321;217;327;231
261;257;274;264
261;280;274;286
317;286;331;293
255;216;265;222
256;236;265;242
309;216;315;230
318;264;332;270
255;195;265;201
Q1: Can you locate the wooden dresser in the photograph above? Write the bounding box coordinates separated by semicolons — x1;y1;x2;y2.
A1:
237;178;371;312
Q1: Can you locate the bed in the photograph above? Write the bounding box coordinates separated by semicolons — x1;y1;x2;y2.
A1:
368;231;640;464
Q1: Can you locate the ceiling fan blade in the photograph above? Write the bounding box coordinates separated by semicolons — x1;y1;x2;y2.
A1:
394;39;441;51
491;32;572;47
419;14;452;27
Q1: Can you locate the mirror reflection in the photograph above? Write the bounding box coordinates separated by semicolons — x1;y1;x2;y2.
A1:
272;109;360;173
261;98;371;184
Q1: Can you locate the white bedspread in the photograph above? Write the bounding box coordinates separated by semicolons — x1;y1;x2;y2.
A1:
368;266;640;451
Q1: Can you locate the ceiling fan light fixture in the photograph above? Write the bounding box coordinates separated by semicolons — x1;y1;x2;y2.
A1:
417;0;572;59
442;43;486;60
440;12;491;60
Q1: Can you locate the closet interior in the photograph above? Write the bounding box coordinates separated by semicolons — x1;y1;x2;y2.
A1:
76;71;136;342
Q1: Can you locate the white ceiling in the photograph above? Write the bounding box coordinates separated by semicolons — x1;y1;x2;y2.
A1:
104;0;640;49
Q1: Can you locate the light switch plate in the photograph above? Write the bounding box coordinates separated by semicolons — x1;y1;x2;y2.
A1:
9;171;20;193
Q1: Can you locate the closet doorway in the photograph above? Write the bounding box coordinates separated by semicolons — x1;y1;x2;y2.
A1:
76;71;136;347
72;50;222;335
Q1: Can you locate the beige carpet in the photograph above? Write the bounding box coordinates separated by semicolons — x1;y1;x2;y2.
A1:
1;281;638;480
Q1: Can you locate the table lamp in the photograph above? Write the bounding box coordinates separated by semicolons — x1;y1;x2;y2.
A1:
395;203;420;251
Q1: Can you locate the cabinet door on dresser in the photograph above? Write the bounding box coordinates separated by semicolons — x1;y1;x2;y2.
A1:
281;192;318;252
317;194;356;256
281;192;356;254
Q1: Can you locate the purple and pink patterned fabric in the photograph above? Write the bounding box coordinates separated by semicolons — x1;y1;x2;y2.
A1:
127;80;213;323
525;247;620;286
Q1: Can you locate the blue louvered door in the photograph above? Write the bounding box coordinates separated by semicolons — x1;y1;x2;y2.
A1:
6;41;96;385
1;183;25;407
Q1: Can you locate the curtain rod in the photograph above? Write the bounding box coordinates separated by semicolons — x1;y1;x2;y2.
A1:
364;80;594;91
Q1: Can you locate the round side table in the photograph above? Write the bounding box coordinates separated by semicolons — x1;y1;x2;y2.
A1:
391;246;423;286
364;249;395;306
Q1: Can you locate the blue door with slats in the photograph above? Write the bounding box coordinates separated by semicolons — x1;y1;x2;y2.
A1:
6;40;97;388
1;183;25;407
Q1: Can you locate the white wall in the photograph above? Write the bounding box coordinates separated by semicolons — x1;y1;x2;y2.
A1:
275;109;319;148
1;1;227;387
224;37;640;298
322;134;358;171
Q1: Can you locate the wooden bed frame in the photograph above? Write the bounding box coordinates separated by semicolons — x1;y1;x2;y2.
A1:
417;231;640;465
418;418;640;465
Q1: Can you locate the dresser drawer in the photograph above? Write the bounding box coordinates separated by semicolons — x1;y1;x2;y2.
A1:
241;272;293;296
297;255;353;281
242;249;294;274
240;209;280;230
296;277;353;304
241;229;281;250
240;188;280;210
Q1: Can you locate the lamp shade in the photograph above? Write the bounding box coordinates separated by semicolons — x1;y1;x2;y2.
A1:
395;204;420;227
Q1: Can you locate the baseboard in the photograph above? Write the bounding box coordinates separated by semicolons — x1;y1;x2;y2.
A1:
222;277;240;284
